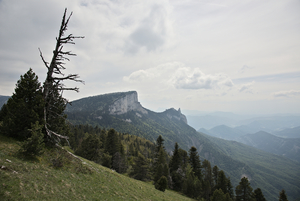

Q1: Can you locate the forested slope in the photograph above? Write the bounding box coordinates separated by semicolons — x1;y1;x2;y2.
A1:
65;91;300;201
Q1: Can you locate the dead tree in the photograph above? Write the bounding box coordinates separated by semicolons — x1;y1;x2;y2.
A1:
39;8;84;144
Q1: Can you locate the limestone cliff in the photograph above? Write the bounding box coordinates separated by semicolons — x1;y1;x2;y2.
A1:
164;108;188;124
108;91;148;115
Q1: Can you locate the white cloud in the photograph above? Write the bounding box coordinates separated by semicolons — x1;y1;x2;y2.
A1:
239;65;254;73
274;90;300;97
239;81;255;93
171;68;234;90
124;62;234;90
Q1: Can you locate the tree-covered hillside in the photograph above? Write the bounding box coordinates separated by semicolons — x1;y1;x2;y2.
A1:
65;91;300;201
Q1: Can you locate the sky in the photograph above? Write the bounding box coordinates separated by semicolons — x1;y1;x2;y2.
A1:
0;0;300;115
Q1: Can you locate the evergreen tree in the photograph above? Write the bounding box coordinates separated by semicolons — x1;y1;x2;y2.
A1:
211;189;233;201
202;159;213;199
227;177;234;199
279;189;288;201
155;135;165;153
182;164;201;198
75;134;101;162
212;165;219;190
254;188;266;201
188;146;202;181
112;152;126;173
101;152;112;168
1;68;44;140
217;170;228;194
153;136;168;184
235;177;255;201
130;153;149;181
155;176;168;192
178;148;188;170
170;170;183;191
105;129;120;156
19;121;45;156
169;142;181;173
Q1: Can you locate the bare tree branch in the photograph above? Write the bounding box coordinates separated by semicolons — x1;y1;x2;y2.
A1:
40;8;84;144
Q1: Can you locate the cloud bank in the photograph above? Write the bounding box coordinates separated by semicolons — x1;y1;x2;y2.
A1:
274;90;300;97
123;62;234;90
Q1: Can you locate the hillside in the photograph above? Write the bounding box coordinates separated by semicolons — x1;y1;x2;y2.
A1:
202;133;300;201
66;91;194;152
0;134;193;201
187;112;300;134
273;126;300;138
65;91;300;201
237;131;300;163
198;125;247;141
0;95;9;108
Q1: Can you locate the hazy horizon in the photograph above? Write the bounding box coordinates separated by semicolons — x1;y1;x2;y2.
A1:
1;0;299;115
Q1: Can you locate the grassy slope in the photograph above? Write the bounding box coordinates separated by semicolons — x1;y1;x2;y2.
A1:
0;135;193;201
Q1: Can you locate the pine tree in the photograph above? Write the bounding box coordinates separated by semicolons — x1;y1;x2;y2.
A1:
254;188;266;201
279;189;288;201
101;152;112;168
130;153;149;181
155;135;165;153
212;165;219;190
1;68;44;140
188;146;202;181
217;170;228;194
202;159;213;199
19;121;45;156
105;128;120;156
75;134;101;162
169;142;181;173
211;189;233;201
153;135;168;184
112;152;126;173
178;148;188;170
182;164;201;198
235;177;255;201
155;176;168;192
226;177;234;199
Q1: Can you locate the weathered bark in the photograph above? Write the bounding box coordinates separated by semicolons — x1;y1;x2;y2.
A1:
39;8;84;143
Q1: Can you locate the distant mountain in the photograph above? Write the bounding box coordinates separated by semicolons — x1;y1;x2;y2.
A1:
189;112;300;134
66;91;194;152
187;115;237;130
202;133;300;201
207;125;247;140
65;91;300;201
273;126;300;138
238;115;300;133
0;95;10;108
237;131;300;163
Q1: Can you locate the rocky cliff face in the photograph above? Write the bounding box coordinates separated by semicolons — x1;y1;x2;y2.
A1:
108;91;148;115
164;108;188;124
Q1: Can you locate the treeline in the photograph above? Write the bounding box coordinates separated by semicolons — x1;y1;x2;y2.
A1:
66;124;273;201
67;124;156;175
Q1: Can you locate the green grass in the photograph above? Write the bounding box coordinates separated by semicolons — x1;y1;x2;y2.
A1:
0;134;194;201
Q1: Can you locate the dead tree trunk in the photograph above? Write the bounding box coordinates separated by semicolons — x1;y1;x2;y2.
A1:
39;8;84;143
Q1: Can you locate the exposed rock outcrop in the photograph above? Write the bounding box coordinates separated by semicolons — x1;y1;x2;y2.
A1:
164;108;188;124
109;91;148;115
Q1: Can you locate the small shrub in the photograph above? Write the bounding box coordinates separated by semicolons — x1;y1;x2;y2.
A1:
155;176;168;192
19;121;44;156
75;162;93;174
51;156;64;168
